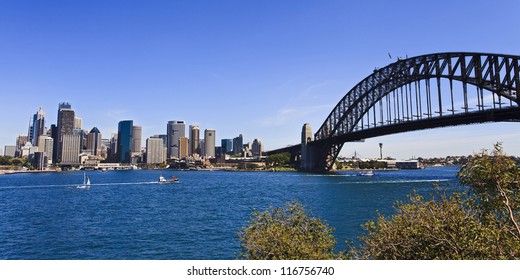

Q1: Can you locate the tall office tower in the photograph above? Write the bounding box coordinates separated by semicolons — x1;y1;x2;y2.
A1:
87;127;102;156
117;120;133;163
74;117;82;130
167;120;185;159
16;135;28;152
4;146;16;157
44;137;54;165
199;139;205;157
50;124;58;163
221;139;233;155
252;139;263;156
29;107;46;146
56;102;75;164
178;137;189;159
189;125;200;156
132;126;142;153
233;134;243;155
146;137;165;164
204;129;216;158
61;134;81;164
108;133;118;162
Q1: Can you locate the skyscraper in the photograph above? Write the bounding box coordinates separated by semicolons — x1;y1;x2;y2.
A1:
204;129;216;158
117;120;133;163
179;137;189;159
252;139;263;156
29;107;46;146
146;137;165;164
132;125;142;153
56;102;75;164
189;125;200;156
61;134;81;164
167;120;185;159
221;139;233;155
233;134;243;155
87;127;102;156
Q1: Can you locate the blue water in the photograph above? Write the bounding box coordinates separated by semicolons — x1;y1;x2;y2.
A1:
0;167;459;259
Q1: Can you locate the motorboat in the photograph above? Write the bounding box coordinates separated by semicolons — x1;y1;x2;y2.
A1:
358;170;374;176
158;175;179;183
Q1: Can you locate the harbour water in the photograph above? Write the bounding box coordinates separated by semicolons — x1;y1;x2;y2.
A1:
0;167;459;259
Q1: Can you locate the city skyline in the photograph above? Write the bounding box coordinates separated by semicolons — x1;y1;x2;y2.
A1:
2;1;520;159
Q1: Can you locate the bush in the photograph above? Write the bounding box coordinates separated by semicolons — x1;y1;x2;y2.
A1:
238;201;342;260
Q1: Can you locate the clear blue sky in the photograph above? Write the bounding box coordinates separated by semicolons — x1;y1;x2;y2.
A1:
1;0;520;159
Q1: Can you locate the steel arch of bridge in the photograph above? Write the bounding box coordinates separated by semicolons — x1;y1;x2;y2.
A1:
309;52;520;171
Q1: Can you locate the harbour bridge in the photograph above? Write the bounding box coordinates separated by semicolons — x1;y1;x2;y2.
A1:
266;52;520;172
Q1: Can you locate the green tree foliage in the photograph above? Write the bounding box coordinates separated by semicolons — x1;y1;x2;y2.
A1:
354;144;520;259
265;152;291;168
354;190;519;259
238;200;341;260
457;143;520;238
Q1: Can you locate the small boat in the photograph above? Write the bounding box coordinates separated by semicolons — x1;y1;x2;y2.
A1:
358;170;374;176
158;175;179;183
77;172;91;189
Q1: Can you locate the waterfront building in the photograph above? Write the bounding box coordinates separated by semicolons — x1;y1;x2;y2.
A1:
107;133;118;162
16;135;28;156
204;129;216;158
179;137;189;159
199;139;205;157
232;134;243;155
44;138;54;165
61;134;81;165
3;145;16;157
252;139;263;156
221;139;233;155
132;126;142;153
117;120;133;163
189;125;200;156
32;152;47;170
56;102;75;164
146;137;165;164
87;127;102;157
167;120;185;159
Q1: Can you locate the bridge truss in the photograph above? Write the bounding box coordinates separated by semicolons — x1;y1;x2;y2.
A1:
310;52;520;171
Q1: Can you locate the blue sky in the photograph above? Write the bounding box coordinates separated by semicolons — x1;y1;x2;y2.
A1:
1;0;520;159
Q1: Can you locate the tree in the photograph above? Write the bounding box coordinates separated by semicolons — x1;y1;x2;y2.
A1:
238;200;341;260
354;144;520;260
457;143;520;238
353;190;519;259
265;152;291;168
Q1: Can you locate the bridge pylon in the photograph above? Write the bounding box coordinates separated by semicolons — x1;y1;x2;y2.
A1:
300;123;337;172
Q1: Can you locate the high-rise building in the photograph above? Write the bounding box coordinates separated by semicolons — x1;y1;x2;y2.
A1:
44;138;54;165
61;134;81;164
189;125;200;156
29;107;46;146
204;129;216;158
87;127;102;156
252;139;263;156
221;139;233;155
233;134;243;155
146;137;165;164
179;137;189;159
56;102;75;164
16;135;28;156
132;126;142;153
167;120;185;159
4;146;16;157
117;120;133;163
74;117;82;130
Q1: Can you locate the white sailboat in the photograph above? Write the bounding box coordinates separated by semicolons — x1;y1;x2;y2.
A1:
77;172;91;189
